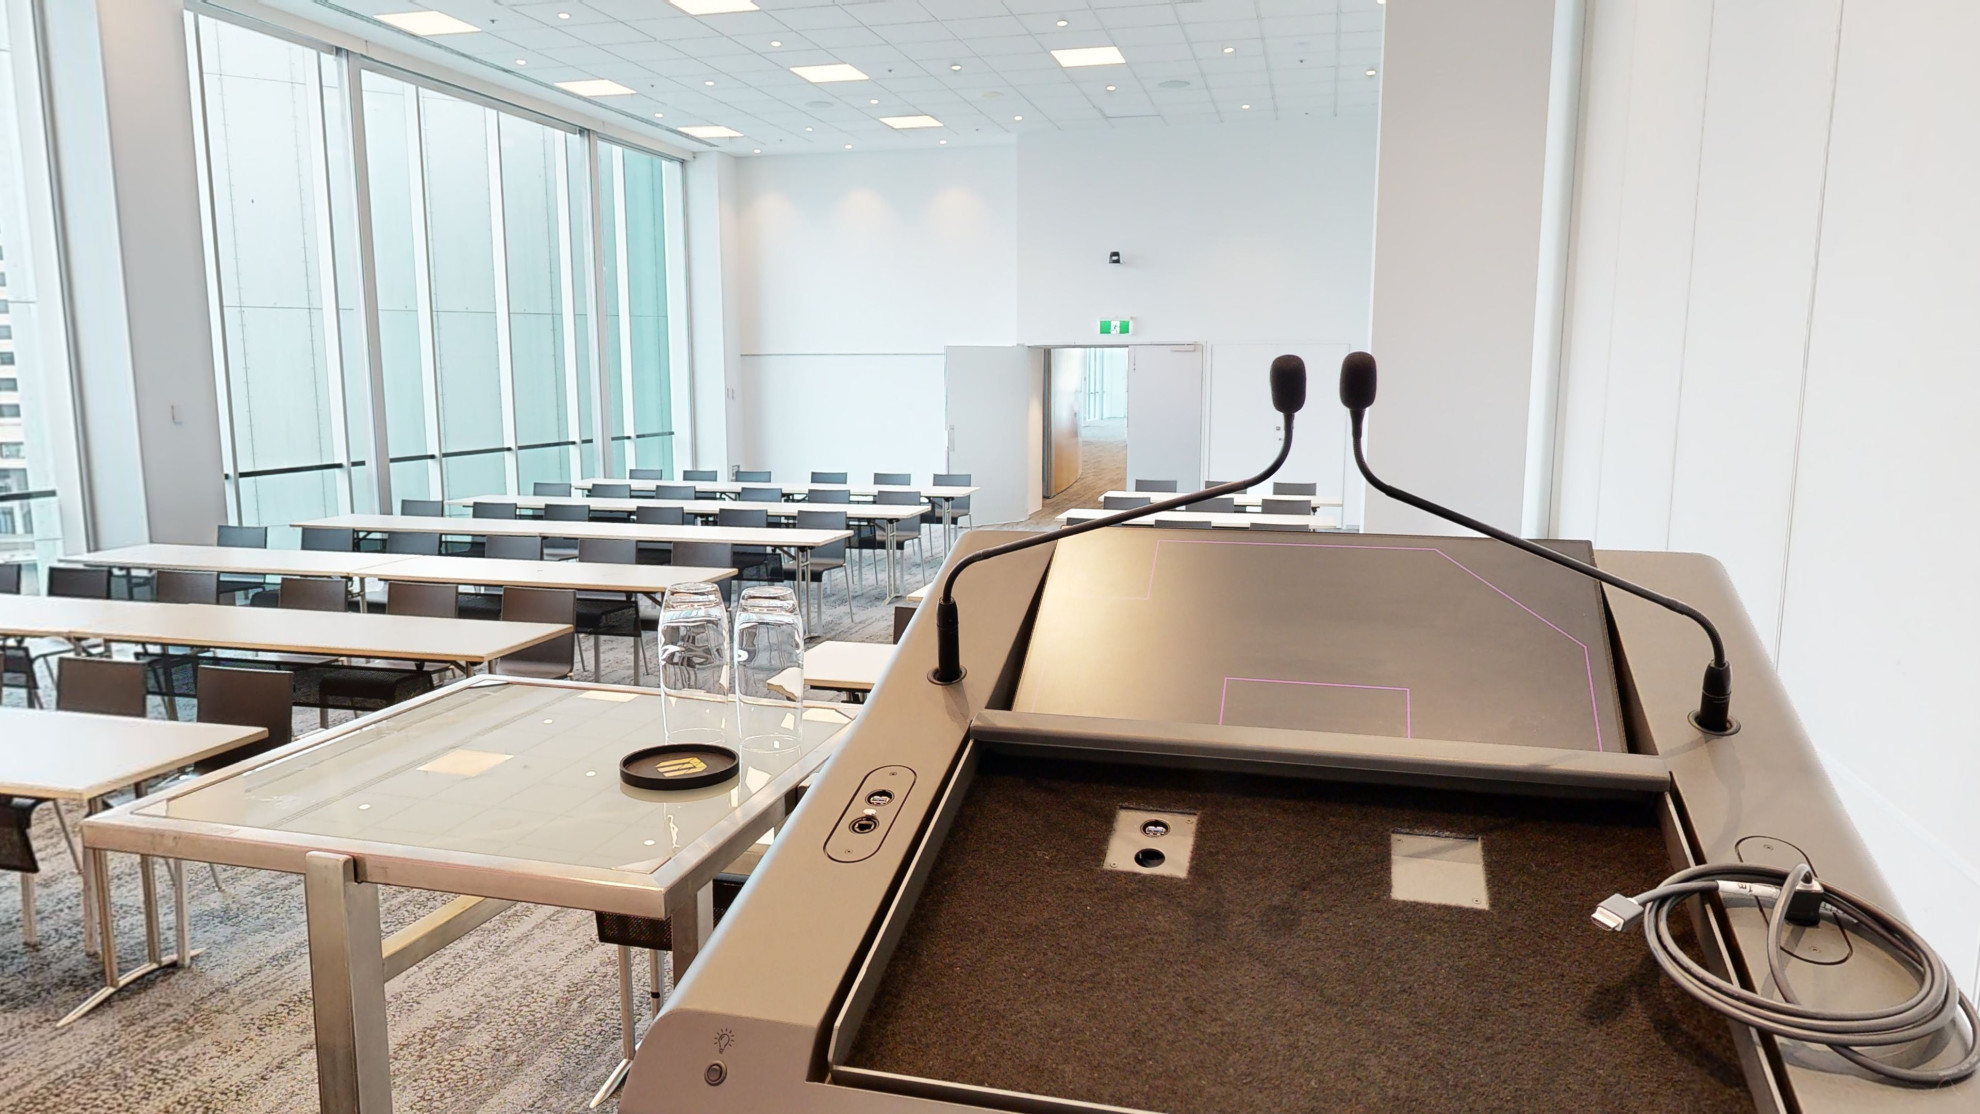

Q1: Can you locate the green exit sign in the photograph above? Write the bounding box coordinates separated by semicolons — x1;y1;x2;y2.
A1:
1099;319;1132;336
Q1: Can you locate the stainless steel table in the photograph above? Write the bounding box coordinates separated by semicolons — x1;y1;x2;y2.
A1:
77;676;853;1113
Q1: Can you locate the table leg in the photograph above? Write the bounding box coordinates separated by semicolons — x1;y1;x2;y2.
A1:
303;851;393;1114
139;855;162;965
667;881;717;978
589;946;637;1108
19;872;34;947
57;847;121;1026
883;521;898;601
171;859;192;969
52;803;91;954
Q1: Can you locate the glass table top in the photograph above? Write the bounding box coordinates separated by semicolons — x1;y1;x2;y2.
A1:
141;678;853;874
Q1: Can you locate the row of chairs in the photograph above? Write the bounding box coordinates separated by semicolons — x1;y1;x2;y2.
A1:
1132;480;1320;495
1102;494;1320;516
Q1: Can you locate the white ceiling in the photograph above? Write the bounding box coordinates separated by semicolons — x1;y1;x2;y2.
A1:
323;0;1384;153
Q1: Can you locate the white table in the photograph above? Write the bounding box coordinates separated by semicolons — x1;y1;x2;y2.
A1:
74;544;408;610
574;478;978;548
797;640;895;697
373;554;735;594
1100;489;1343;510
1058;507;1344;530
0;707;266;1019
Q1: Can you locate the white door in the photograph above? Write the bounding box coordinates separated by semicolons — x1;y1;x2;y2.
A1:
1126;344;1205;491
945;346;1044;527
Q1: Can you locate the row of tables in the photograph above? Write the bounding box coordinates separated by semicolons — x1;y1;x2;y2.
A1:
1058;489;1347;531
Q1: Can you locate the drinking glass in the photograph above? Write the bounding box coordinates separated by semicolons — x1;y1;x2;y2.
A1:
658;582;732;747
734;585;804;752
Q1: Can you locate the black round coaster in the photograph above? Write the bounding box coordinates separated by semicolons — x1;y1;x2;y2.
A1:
619;744;740;791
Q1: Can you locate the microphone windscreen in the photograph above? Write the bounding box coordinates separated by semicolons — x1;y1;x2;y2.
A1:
1339;351;1378;411
1270;354;1307;414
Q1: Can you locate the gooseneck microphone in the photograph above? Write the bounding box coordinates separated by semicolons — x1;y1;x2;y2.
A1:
928;355;1309;685
1339;351;1737;735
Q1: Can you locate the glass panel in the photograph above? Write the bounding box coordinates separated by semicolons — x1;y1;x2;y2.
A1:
420;89;505;476
569;135;596;479
442;451;508;501
598;141;681;479
360;71;433;500
597;146;625;476
499;115;570;456
517;445;570;492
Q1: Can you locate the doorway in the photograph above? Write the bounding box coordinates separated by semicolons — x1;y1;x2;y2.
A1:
1034;347;1128;525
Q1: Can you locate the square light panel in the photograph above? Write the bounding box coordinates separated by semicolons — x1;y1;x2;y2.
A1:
880;115;943;129
555;79;636;97
670;0;759;12
377;10;479;35
1052;45;1127;68
791;63;871;84
679;125;743;138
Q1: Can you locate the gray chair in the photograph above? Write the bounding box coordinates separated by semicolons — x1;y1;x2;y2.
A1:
1134;479;1179;493
491;588;576;680
735;471;772;483
385;580;458;618
485;534;542;561
317;582;458;725
784;510;854;625
155;569;219;605
542;502;588;561
385;531;441;555
590;482;631;499
718;507;779;581
1249;520;1311;532
300;527;354;552
3;564;38;708
1273;482;1318;496
0;563;18;593
629;468;668;481
534;482;573;497
1103;494;1151;510
670;542;734;603
739;486;784;504
55;657;148;718
1185;496;1235;514
194;665;294;772
1161;518;1214;529
634;505;680;564
806;488;851;504
873;472;911;485
933;472;974;533
48;566;111;600
215;525;271;598
574;538;643;681
857;490;926;580
279;576;348;613
1;795;51;943
400;499;444;517
649;484;693;501
810;472;847;484
473;501;518;519
682;469;718;482
1261;497;1315;517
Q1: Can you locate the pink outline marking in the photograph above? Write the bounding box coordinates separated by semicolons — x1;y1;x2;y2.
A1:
1220;676;1413;737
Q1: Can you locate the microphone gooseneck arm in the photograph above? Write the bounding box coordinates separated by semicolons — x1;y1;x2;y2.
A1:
929;413;1297;685
1347;407;1736;734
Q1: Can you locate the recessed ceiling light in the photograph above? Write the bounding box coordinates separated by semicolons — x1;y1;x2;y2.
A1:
951;63;962;71
1056;18;1068;26
515;58;527;65
844;143;853;149
1223;46;1235;53
668;0;758;13
753;148;761;153
1241;103;1251;109
557;11;571;18
792;63;870;83
652;112;665;118
869;98;879;105
705;79;716;86
1366;68;1378;76
377;11;480;36
556;78;635;96
881;114;942;129
805;126;813;131
1051;46;1126;68
679;125;742;138
1158;79;1190;89
1013;114;1023;121
939;139;947;144
770;40;782;47
1105;84;1116;91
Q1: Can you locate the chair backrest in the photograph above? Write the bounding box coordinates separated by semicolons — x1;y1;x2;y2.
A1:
794;511;847;559
1204;480;1250;492
636;505;683;526
543;502;589;521
386;580;458;618
735;470;772;483
578;537;637;565
1186;496;1235;514
1161;517;1214;529
810;471;847;484
1133;479;1179;493
653;484;696;501
875;489;921;505
1272;482;1319;496
1102;494;1151;510
806;488;851;503
497;587;575;674
0;562;19;594
533;482;573;497
629;468;667;481
682;469;718;481
300;527;355;552
385;531;441;555
155;569;220;604
739;486;783;503
590;482;631;499
1248;520;1311;532
873;472;911;485
196;665;294;751
1261;497;1315;517
717;507;768;529
473;501;518;519
0;796;43;873
400;499;444;517
485;534;542;561
55;657;148;718
671;541;733;572
47;566;110;600
933;472;971;486
217;524;268;549
278;576;347;612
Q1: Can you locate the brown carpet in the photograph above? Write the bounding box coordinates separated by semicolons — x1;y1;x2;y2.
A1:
847;751;1754;1114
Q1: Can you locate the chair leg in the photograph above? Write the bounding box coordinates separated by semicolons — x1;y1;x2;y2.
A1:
19;872;35;947
842;566;855;625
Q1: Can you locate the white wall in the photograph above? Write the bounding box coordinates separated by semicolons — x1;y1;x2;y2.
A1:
1558;0;1980;992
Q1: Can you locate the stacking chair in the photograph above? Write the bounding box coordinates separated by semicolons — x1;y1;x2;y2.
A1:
735;471;772;483
932;472;974;540
279;576;348;613
739;486;784;504
458;535;541;620
1134;479;1179;493
385;531;442;555
670;542;735;604
1185;496;1235;514
1273;482;1319;496
590;482;631;500
652;484;696;501
1103;495;1152;510
153;570;219;605
1261;497;1316;517
810;471;847;484
2;794;52;943
0;563;19;595
1249;520;1311;533
474;501;518;519
487;534;542;561
145;571;223;705
55;656;148;718
718;507;780;582
400;498;444;517
682;469;718;482
574;538;645;682
634;505;681;564
48;565;111;600
216;524;271;599
300;527;355;553
629;468;667;481
874;472;911;485
806;488;851;504
318;581;459;726
542;502;588;561
1162;517;1214;529
534;482;573;497
0;563;32;706
490;587;576;680
194;665;294;773
784;510;855;626
856;491;927;582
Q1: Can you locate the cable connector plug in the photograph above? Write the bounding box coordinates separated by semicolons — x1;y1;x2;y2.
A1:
1784;871;1827;927
1592;894;1645;932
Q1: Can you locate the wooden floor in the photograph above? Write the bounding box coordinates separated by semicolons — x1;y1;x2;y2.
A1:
1019;421;1126;530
